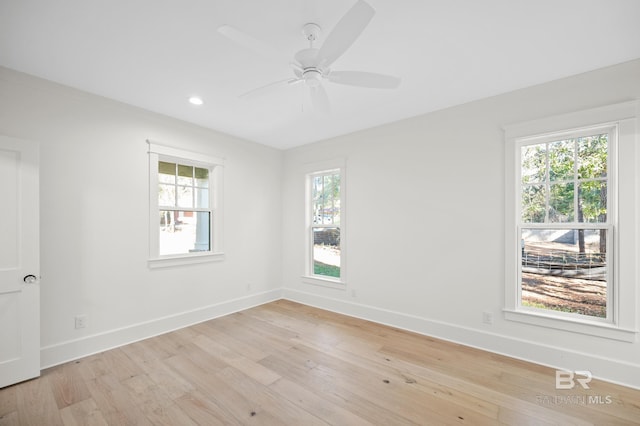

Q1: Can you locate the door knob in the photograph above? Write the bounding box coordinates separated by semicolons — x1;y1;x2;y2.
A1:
23;274;37;284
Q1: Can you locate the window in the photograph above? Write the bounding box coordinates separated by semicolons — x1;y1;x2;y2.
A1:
304;160;346;286
147;140;224;267
504;101;638;341
158;161;211;255
519;129;612;320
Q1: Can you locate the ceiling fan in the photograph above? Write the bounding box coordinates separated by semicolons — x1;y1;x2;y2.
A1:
217;0;401;113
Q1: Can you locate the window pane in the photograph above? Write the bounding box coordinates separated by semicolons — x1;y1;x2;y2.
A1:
548;139;574;182
312;175;322;199
159;161;175;184
322;175;332;224
579;181;607;223
549;182;574;223
312;176;323;224
159;184;175;206
313;227;340;278
332;174;341;224
521;228;607;318
177;164;193;186
312;174;341;225
578;134;607;179
195;167;209;188
520;133;609;227
521;144;546;184
177;186;193;208
521;185;546;223
332;204;341;226
159;210;210;255
195;187;209;208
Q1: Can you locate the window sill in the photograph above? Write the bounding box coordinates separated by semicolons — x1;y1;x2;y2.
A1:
302;275;347;290
148;252;225;269
503;308;637;342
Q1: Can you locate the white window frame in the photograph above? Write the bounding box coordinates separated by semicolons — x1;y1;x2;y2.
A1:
302;159;346;288
147;140;224;268
504;101;638;342
517;125;615;321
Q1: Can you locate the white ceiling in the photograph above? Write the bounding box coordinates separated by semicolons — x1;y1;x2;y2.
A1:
1;0;639;150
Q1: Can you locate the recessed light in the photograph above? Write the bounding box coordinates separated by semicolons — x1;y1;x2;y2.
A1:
188;96;204;106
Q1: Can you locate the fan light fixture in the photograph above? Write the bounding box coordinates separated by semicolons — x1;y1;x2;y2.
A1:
303;69;322;87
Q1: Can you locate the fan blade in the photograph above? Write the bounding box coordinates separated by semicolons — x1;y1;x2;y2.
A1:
240;78;301;99
317;0;375;68
218;25;288;62
327;71;401;89
309;85;330;114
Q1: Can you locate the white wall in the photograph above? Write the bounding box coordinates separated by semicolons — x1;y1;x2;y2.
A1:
282;59;640;389
2;59;640;389
0;67;283;367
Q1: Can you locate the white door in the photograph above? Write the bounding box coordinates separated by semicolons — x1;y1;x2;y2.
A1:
0;135;40;388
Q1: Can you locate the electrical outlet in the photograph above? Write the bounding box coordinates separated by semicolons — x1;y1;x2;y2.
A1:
351;289;357;298
482;311;493;325
75;315;87;329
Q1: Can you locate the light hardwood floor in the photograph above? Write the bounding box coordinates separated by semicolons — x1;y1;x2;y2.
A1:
1;300;639;425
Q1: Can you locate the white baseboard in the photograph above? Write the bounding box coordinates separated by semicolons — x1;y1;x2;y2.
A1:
283;288;640;390
40;289;282;369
